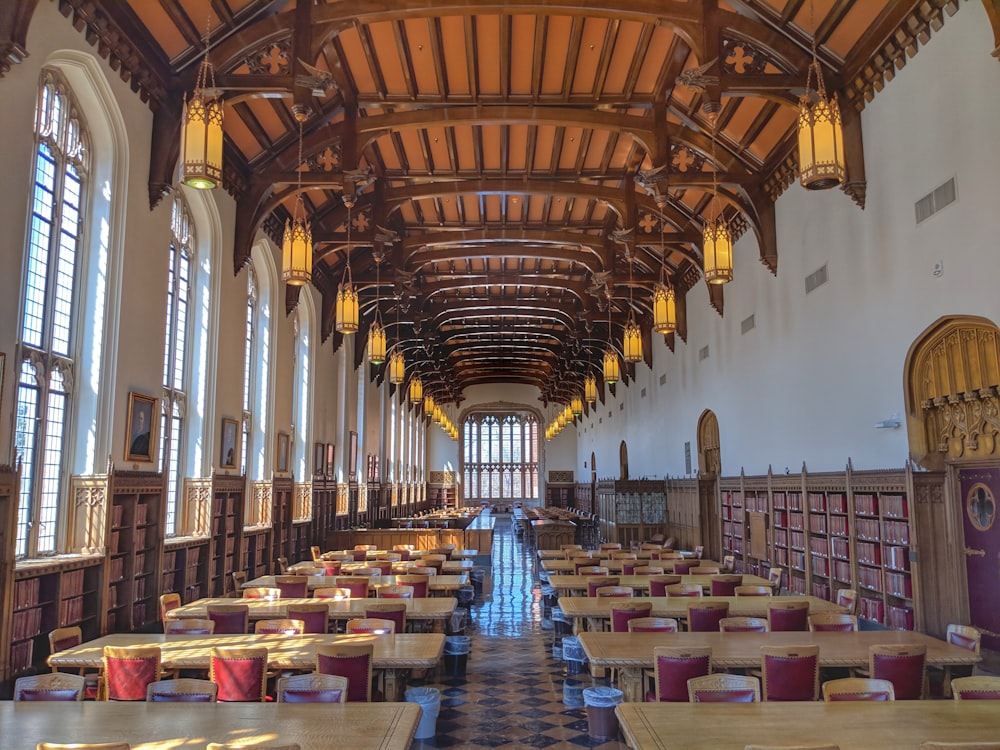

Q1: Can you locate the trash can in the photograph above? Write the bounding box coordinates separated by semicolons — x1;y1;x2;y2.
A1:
443;635;472;676
456;584;475;608
405;686;441;740
562;678;586;707
447;609;467;635
582;686;624;741
562;635;587;675
469;568;487;598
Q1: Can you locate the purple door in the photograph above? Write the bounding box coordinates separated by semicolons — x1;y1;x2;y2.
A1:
958;467;1000;651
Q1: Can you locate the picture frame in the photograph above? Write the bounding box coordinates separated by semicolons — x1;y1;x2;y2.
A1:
125;391;157;463
220;418;239;469
325;443;335;475
348;431;358;481
314;441;325;476
276;431;290;473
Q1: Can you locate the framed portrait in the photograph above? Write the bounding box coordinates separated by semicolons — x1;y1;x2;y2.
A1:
220;418;239;469
276;431;290;473
325;443;335;475
125;391;157;463
349;431;358;481
314;442;324;476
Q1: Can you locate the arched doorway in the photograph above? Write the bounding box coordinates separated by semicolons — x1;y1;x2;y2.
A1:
696;410;722;561
697;410;721;477
904;315;1000;645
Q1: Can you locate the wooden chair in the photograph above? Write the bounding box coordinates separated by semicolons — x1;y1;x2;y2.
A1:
346;617;396;634
159;592;181;625
822;677;895;701
365;602;407;632
835;588;857;614
768;567;785;593
951;676;1000;700
722;554;736;572
254;618;305;635
640;543;663;551
38;745;130;750
274;575;309;598
395;574;430;598
313;586;352;600
672;560;697;575
938;624;982;696
376;584;414;599
767;600;810;631
709;574;742;597
599;543;622;552
665;583;703;598
809;613;858;632
316;643;375;702
634;565;665;575
734;585;772;597
760;644;820;701
207;604;249;634
287;602;330;634
628;617;679;633
720;616;769;632
610;551;637;560
610;602;653;632
14;673;86;701
147;678;218;702
230;571;248;595
348;566;381;577
334;577;372;598
693;545;705;559
310;545;323;563
276;556;289;573
688;674;760;703
210;646;268;702
686;600;730;632
651;646;711;702
594;585;634;598
409;566;437;578
587;576;620;597
691;565;721;575
243;586;281;600
276;673;349;703
577;564;610;576
647;575;683;596
102;645;163;701
870;643;927;700
48;625;99;699
164;618;215;634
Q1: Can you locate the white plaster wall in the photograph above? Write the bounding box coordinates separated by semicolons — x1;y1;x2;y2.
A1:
578;2;1000;479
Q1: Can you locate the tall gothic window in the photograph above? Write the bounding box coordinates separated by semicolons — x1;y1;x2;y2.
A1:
160;195;193;535
462;412;538;504
241;265;257;478
14;71;91;557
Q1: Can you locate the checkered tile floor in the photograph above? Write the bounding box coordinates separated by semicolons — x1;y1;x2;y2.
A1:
408;517;629;749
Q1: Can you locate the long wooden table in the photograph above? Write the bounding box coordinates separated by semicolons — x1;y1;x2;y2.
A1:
579;630;980;702
538;549;697;560
548;573;772;596
168;596;457;632
542;558;721;573
616;701;1000;750
246;573;470;594
557;595;842;635
1;701;419;750
48;632;445;702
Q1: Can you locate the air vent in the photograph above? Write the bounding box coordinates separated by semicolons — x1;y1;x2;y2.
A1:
641;387;647;398
598;418;602;424
805;264;828;294
741;314;755;334
699;345;709;361
659;373;667;386
915;177;956;224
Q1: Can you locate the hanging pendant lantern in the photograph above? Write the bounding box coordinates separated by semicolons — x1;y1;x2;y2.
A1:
652;284;676;333
335;280;359;332
623;315;643;363
798;60;846;190
181;57;223;190
389;350;405;385
368;321;386;364
703;217;733;285
409;377;423;404
281;202;312;286
423;393;435;414
571;396;583;417
584;374;597;405
557;410;567;428
603;348;620;384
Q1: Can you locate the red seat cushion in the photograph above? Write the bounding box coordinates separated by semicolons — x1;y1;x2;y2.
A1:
19;688;80;701
282;688;344;703
212;656;266;702
693;689;757;703
150;691;214;702
106;658;159;701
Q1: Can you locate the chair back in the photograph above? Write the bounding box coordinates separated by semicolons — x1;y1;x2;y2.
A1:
310;545;323;562
610;551;637;560
734;585;773;597
365;602;407;632
622;561;639;575
693;545;705;559
14;673;85;701
286;603;329;634
393;543;415;560
276;673;349;703
276;556;289;573
822;677;895;701
688;674;760;703
951;676;1000;700
370;561;394;576
722;554;736;572
561;544;584;552
313;587;351;600
767;600;810;631
634;565;664;575
48;625;83;654
691;565;721;575
377;584;414;599
243;587;281;600
210;646;268;702
640;543;663;551
586;576;620;597
409;566;437;577
335;577;372;598
809;613;858;632
594;585;634;598
869;643;927;700
423;554;447;572
665;583;703;598
710;575;742;597
427;547;453;560
652;551;682;560
254;618;305;635
628;617;679;633
395;575;429;598
231;571;248;594
599;543;622;552
355;544;377;552
720;616;769;633
672;560;697;575
610;602;653;632
159;593;182;624
102;645;162;701
207;744;300;750
687;601;730;632
652;646;712;702
648;575;682;596
349;566;381;577
768;567;785;592
38;745;131;750
207;604;249;634
321;562;342;576
835;588;857;614
568;549;597;560
147;678;218;702
947;623;982;653
316;643;374;702
346;617;396;634
761;644;820;701
274;575;309;598
165;618;215;635
578;565;610;576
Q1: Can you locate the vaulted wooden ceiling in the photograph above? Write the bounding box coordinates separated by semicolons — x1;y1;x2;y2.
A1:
51;0;963;408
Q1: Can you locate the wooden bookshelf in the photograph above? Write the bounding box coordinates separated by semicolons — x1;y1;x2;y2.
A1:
161;538;208;603
596;479;667;547
270;476;294;567
208;474;244;597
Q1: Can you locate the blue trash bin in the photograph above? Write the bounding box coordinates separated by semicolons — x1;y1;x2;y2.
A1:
443;635;472;675
406;686;441;740
582;686;624;741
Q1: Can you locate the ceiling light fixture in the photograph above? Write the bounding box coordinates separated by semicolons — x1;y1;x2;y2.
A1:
180;14;223;189
603;288;620;384
335;200;359;333
367;250;386;364
622;250;642;363
703;118;733;285
584;373;597;405
281;119;312;286
652;213;677;333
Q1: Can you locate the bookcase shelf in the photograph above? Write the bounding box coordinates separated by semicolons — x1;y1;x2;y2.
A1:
208;474;245;597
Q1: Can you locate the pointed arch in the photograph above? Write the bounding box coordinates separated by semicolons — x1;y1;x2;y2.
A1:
697;409;721;477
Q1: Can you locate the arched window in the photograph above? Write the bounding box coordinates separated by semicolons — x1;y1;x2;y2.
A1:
462;412;538;505
14;71;91;557
241;265;257;478
160;195;194;535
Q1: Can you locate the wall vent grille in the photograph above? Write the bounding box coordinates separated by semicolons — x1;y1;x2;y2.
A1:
805;264;828;294
659;373;667;386
916;177;956;224
699;345;709;361
741;314;756;334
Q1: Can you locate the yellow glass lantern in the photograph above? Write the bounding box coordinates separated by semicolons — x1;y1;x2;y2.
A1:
584;374;597;405
423;393;435;414
603;348;620;384
703;218;733;285
388;350;405;384
571;396;583;417
623;316;642;363
798;61;846;191
409;376;423;404
181;58;223;190
652;284;676;334
335;280;359;332
367;321;386;364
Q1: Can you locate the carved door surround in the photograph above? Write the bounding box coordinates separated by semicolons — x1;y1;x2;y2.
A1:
697;410;721;478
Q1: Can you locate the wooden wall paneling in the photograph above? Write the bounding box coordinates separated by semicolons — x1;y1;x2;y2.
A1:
0;465;20;686
911;468;959;638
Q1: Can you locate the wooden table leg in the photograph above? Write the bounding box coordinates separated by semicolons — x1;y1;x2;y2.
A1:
618;666;643;703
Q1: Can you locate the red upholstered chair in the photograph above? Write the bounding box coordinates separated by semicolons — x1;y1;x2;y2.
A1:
322;562;343;576
822;677;895;701
164;618;215;634
629;617;679;633
159;593;182;626
710;575;742;597
287;603;329;634
687;674;760;703
672;560;697;575
938;624;982;695
720;616;769;633
147;678;218;702
951;676;1000;700
231;571;248;594
577;563;609;575
409;566;437;578
254;618;305;635
313;587;351;600
376;584;414;599
808;613;858;632
691;565;721;575
594;585;634;598
276;673;348;703
734;585;773;597
310;545;323;563
349;566;381;577
767;600;810;632
346;617;396;635
365;602;407;633
316;643;375;702
722;555;736;573
869;643;927;700
648;575;683;597
651;646;712;702
693;545;705;559
599;543;622;552
651;551;681;561
761;644;820;701
274;576;309;598
686;601;730;632
14;673;86;701
335;577;372;599
207;604;249;634
587;576;620;597
38;744;131;750
102;645;162;701
622;561;639;575
665;584;703;598
243;587;281;600
393;544;414;561
422;554;447;573
768;567;785;594
370;561;393;576
276;556;289;574
835;588;857;614
634;566;664;575
209;646;268;702
395;575;429;598
610;551;637;560
48;625;99;699
610;602;653;633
